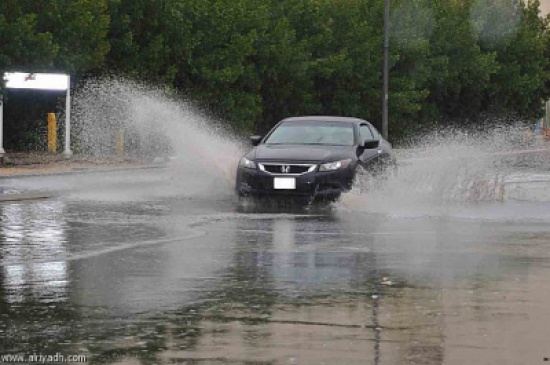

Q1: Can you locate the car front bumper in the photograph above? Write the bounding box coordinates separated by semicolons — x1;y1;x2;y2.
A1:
236;166;355;200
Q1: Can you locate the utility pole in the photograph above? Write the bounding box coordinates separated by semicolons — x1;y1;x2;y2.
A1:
382;0;390;140
0;94;5;157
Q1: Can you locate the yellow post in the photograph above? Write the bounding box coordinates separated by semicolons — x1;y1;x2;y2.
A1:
47;113;57;153
116;128;125;155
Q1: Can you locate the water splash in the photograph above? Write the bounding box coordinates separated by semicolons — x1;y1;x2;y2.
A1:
68;78;550;221
72;77;245;188
341;124;550;221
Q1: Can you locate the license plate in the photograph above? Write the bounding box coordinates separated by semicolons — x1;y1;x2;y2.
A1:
274;177;296;190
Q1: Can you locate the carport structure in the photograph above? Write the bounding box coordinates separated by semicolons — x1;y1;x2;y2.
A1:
0;72;72;158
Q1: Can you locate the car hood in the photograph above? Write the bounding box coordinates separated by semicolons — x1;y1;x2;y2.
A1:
250;144;355;163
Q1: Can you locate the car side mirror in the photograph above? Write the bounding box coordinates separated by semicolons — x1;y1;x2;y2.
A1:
362;139;380;149
250;135;262;146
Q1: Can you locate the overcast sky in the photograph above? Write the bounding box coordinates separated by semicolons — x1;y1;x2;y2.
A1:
541;0;550;15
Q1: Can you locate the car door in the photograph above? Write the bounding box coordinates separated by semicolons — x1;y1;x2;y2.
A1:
358;124;381;165
368;123;392;154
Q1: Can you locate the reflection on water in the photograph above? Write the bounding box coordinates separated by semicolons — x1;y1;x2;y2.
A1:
0;201;76;355
1;198;549;364
0;199;177;356
3;262;68;304
0;201;68;304
171;215;385;365
135;214;546;365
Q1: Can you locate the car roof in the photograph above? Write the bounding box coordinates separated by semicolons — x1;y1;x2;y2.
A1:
280;116;369;125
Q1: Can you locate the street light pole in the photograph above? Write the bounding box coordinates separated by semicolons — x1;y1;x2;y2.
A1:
382;0;390;140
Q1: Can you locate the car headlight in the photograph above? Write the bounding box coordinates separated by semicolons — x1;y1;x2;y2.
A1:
319;158;352;171
239;157;257;169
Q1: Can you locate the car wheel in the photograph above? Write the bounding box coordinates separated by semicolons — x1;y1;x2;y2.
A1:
313;195;340;208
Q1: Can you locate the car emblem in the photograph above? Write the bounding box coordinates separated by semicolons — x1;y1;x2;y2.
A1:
281;165;290;173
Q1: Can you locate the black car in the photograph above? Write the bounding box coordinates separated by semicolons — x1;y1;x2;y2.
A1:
236;116;393;203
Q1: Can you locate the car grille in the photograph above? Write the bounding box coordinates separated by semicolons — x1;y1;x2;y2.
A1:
258;163;317;175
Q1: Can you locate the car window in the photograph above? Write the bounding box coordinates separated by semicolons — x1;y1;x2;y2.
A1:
369;124;381;139
265;123;355;146
359;124;375;142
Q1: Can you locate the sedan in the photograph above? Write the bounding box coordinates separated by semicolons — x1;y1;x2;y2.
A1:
235;116;393;203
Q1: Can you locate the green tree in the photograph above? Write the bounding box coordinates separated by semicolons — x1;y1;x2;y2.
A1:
167;0;270;131
423;0;499;121
254;0;319;133
36;0;110;74
106;0;175;83
0;1;58;77
485;0;550;117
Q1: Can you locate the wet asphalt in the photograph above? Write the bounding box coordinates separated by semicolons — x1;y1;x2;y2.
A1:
1;168;550;365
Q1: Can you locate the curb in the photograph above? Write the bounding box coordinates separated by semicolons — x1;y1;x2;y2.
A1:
0;192;55;202
0;164;169;202
0;163;168;180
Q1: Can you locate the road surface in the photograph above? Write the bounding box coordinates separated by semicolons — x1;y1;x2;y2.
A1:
1;166;550;365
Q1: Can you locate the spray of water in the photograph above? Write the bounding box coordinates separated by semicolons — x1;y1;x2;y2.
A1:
71;77;245;193
68;77;550;220
341;123;550;221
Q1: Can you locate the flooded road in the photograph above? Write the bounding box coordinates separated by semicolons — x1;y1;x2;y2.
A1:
2;168;550;365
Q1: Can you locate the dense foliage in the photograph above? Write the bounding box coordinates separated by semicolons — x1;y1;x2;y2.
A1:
1;0;549;149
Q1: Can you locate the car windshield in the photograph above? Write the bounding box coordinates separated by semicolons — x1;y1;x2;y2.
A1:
265;123;355;146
